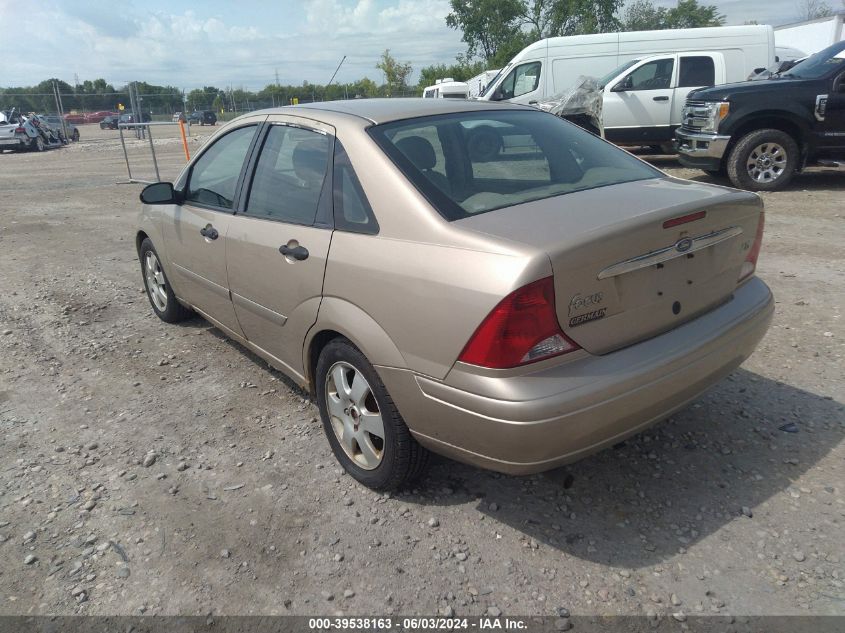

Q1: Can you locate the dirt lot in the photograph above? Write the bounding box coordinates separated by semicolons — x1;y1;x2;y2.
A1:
0;122;843;619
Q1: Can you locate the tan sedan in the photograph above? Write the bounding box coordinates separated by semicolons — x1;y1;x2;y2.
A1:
136;99;773;490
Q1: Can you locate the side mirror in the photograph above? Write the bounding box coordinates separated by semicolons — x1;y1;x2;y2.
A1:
140;182;179;205
611;77;632;92
491;88;504;101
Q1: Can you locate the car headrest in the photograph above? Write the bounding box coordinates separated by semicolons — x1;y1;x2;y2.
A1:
292;139;328;184
395;136;437;171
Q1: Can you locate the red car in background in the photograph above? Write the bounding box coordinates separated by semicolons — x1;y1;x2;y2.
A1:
84;111;118;124
63;113;87;125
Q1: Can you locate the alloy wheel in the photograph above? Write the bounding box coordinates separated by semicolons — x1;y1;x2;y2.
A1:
324;361;385;470
144;251;168;312
746;142;786;183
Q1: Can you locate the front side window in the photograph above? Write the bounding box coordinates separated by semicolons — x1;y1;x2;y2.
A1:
245;124;330;224
678;56;715;87
623;58;674;91
185;125;256;208
498;61;541;100
370;110;659;221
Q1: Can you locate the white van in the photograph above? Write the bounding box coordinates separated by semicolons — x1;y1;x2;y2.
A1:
465;70;501;98
422;79;469;99
479;25;775;144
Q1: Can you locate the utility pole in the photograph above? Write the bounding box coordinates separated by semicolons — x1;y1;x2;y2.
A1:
326;55;347;90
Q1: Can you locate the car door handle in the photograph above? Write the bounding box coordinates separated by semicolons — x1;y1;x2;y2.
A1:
279;244;309;261
199;224;219;240
653;96;669;102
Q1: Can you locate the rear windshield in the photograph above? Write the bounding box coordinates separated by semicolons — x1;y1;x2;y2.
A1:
369;109;659;221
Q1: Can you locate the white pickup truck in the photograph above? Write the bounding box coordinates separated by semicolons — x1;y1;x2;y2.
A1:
600;51;738;148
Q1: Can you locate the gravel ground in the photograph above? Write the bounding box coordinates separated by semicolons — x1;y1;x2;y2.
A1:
0;123;843;619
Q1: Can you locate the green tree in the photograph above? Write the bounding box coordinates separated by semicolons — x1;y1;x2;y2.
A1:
665;0;725;28
446;0;526;61
799;0;833;20
350;77;379;98
522;0;621;38
376;49;413;96
418;60;488;89
447;1;622;65
621;0;724;31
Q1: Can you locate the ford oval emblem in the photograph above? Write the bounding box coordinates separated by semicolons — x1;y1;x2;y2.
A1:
675;238;693;253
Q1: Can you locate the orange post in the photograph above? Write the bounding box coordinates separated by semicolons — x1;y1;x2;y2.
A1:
178;120;190;161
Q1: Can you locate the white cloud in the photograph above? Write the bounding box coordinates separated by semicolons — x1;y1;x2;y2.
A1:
3;0;822;90
0;0;462;89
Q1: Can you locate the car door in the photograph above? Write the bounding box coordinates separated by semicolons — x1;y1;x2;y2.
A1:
672;54;718;128
493;60;543;105
819;69;845;151
225;116;335;381
160;119;262;335
602;55;676;144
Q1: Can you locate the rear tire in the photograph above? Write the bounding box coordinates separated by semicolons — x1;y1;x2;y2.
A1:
726;128;799;191
33;136;45;152
139;238;192;323
72;129;80;142
316;338;429;490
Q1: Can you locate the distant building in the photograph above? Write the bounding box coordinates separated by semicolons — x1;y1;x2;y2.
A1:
775;12;844;55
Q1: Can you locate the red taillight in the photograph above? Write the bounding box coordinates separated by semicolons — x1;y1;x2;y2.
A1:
458;277;580;369
14;127;25;134
739;212;765;281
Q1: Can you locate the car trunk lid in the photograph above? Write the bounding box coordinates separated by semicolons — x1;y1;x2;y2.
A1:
455;177;763;355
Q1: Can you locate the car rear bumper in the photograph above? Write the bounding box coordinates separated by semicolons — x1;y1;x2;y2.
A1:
676;130;731;170
378;277;773;475
0;137;27;148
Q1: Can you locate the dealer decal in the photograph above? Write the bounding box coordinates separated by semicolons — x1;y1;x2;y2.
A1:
569;308;607;327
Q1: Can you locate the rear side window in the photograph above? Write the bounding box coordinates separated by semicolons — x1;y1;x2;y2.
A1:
678;56;715;87
333;140;379;234
245;125;330;225
369;110;659;221
186;125;256;208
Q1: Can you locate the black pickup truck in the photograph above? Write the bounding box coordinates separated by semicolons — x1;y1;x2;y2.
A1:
676;40;845;191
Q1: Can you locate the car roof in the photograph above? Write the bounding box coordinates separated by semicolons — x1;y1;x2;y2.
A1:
249;98;534;125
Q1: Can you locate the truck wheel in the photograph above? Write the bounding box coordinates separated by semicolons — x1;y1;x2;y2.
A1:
72;129;80;142
316;338;429;491
727;129;798;191
33;136;45;152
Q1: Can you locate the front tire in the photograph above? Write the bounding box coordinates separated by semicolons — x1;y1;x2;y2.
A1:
727;129;799;191
316;339;429;490
139;238;192;323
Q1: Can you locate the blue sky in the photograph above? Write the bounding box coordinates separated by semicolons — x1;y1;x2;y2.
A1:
0;0;837;89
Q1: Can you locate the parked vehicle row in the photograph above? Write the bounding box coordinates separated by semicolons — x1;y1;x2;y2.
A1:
64;110;118;125
0;110;76;151
136;99;772;490
677;40;845;191
471;24;844;191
